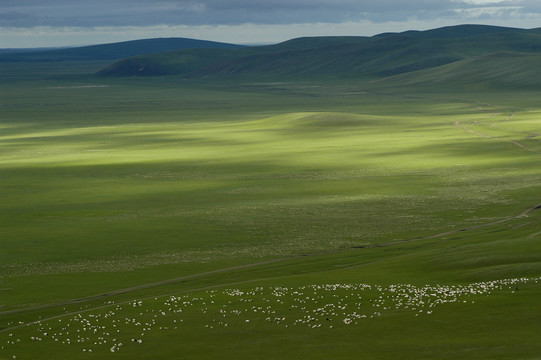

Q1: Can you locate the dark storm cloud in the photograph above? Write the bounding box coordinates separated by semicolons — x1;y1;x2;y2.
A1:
0;10;37;26
0;0;537;28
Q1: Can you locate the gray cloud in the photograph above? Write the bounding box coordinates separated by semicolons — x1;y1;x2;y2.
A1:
0;0;538;28
0;10;37;26
514;0;541;13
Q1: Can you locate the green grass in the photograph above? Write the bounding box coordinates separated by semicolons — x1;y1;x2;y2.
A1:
1;60;541;359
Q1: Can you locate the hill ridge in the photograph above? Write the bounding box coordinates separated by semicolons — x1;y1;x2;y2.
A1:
0;37;244;62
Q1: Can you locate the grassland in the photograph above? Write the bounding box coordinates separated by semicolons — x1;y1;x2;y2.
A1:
1;57;541;359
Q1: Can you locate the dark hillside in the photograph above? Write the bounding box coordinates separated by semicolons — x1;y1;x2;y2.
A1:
0;38;243;62
387;24;526;39
97;48;242;77
188;35;460;79
260;36;372;51
98;36;377;77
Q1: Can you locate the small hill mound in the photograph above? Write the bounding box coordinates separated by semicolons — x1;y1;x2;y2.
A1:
247;112;380;132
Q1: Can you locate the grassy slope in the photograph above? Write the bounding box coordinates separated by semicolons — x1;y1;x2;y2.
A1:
378;51;541;90
1;54;541;359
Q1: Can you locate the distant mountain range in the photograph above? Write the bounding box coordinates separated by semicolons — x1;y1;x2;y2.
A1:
93;25;541;88
4;25;541;89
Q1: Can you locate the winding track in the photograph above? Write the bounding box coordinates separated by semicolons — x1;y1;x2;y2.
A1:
454;117;541;154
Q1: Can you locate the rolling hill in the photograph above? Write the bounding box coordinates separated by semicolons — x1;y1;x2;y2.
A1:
377;51;541;90
96;25;541;86
0;38;244;62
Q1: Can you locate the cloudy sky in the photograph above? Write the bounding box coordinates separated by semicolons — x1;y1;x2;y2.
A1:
1;0;540;48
